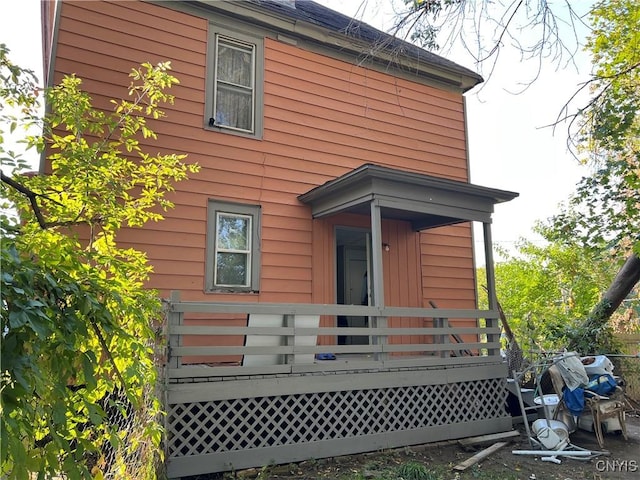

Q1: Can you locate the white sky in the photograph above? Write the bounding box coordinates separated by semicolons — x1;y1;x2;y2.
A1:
1;0;592;256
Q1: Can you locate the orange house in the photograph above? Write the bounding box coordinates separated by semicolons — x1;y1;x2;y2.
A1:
42;0;518;477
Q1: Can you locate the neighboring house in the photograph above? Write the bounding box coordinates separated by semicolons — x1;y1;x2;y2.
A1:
42;0;519;477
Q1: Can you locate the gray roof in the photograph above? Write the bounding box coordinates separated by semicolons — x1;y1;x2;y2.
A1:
298;164;519;230
254;0;483;87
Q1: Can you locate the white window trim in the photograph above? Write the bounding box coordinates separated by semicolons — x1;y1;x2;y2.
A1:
206;24;264;139
206;200;261;293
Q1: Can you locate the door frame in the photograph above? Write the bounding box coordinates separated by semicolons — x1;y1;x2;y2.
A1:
335;226;372;345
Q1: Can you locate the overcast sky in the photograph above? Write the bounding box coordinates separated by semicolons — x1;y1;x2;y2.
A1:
2;0;592;259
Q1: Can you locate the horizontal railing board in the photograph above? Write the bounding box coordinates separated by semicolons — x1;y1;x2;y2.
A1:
170;301;499;320
172;302;379;316
169;325;501;336
383;342;498;353
289;355;500;373
172;345;296;356
380;355;498;369
166;355;502;379
170;343;385;356
167;362;382;379
168;364;292;378
381;306;498;318
170;326;296;335
170;341;497;357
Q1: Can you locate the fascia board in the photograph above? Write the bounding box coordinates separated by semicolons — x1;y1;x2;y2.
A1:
180;0;480;91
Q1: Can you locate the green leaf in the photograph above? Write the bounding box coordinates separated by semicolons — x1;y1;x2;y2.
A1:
52;401;67;425
82;352;97;391
26;315;50;338
8;310;28;328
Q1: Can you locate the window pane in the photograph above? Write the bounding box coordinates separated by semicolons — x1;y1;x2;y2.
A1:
216;252;248;286
215;86;253;131
217;41;252;87
207;201;260;292
217;214;249;250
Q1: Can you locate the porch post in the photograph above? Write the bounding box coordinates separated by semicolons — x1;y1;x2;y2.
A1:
370;200;385;309
482;222;500;356
370;200;387;360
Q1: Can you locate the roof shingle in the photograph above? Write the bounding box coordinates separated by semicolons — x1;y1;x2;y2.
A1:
255;0;483;85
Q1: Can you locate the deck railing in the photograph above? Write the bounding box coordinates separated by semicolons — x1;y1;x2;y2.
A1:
165;294;503;380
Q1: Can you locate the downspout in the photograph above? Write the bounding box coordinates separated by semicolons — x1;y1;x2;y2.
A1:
38;0;62;174
463;94;480;278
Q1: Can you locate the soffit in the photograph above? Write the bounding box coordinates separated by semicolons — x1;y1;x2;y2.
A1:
298;164;519;230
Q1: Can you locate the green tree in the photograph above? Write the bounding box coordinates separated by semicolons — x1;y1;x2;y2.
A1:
478;229;619;354
543;0;640;339
549;0;639;254
0;45;198;479
394;0;639;255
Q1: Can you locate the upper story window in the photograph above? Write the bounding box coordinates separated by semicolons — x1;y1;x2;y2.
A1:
214;35;255;132
206;200;261;292
207;26;264;138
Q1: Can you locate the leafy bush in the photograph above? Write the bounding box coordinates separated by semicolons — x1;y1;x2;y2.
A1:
1;45;197;479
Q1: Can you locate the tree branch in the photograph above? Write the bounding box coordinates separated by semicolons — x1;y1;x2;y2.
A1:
89;317;129;399
1;170;49;229
1;170;100;230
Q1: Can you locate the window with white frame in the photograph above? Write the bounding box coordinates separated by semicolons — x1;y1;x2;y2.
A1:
206;200;261;292
207;27;264;137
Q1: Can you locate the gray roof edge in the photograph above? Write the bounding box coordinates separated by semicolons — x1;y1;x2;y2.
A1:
298;164;519;205
187;0;483;90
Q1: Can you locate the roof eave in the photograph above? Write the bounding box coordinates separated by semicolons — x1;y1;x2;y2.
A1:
299;164;519;207
186;0;483;91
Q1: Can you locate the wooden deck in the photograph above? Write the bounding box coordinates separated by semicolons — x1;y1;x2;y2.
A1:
164;296;512;478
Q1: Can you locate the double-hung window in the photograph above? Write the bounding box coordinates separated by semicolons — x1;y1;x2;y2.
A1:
206;201;261;292
207;26;264;137
214;35;254;132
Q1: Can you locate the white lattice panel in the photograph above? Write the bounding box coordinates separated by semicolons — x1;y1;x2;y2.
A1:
167;378;506;457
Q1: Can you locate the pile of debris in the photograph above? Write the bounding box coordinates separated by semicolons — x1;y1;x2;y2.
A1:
508;352;634;464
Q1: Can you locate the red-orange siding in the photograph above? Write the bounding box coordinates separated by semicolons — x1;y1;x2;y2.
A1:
52;0;477;316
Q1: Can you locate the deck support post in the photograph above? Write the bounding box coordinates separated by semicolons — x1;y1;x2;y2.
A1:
168;290;183;371
166;290;183;459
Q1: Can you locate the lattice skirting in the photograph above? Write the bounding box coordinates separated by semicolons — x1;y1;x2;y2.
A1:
166;375;510;478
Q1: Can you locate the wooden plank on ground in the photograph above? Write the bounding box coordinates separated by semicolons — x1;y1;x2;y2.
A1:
453;442;509;471
458;430;520;446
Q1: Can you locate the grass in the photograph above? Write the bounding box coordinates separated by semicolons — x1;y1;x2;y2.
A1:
326;460;520;480
396;461;440;480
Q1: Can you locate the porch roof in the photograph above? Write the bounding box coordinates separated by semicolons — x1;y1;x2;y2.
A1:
298;164;519;230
